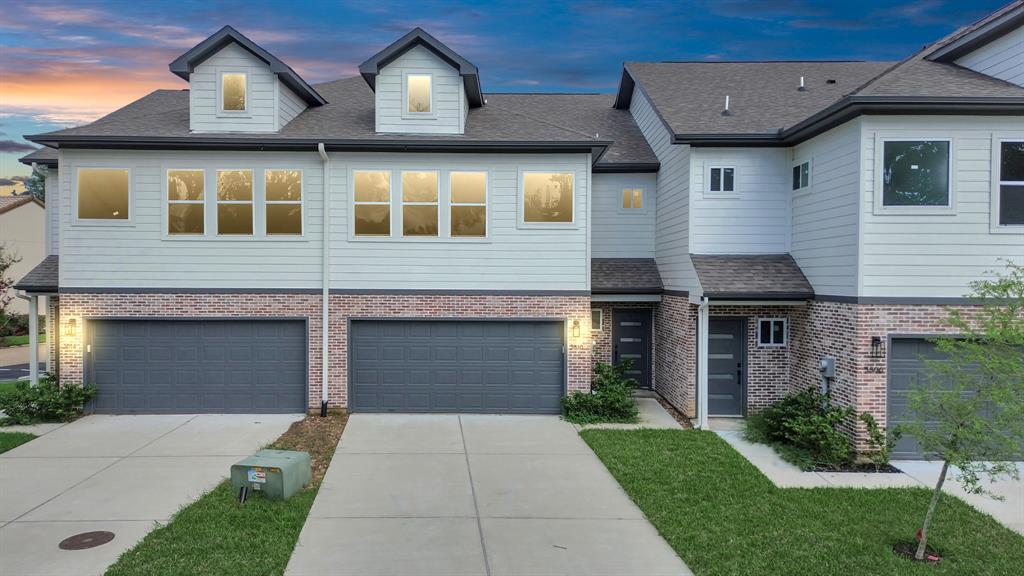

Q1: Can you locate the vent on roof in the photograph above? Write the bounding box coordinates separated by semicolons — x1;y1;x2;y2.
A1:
826;79;837;84
798;76;807;91
721;95;732;116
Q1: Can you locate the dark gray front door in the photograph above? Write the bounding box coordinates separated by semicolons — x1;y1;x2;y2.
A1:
612;309;652;389
87;319;307;414
708;317;746;416
350;320;565;414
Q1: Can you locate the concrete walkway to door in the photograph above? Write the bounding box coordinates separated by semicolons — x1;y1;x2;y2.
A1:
286;414;692;576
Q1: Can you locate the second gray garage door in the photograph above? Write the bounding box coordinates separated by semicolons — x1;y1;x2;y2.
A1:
350;320;565;414
87;319;307;414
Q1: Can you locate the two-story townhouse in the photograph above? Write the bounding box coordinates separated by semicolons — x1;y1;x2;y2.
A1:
16;3;1024;458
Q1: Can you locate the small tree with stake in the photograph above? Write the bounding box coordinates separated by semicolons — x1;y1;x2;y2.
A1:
898;260;1024;562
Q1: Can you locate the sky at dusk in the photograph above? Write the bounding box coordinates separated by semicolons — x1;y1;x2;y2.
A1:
0;0;1010;187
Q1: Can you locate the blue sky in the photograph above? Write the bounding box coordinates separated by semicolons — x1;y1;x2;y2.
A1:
0;0;1009;184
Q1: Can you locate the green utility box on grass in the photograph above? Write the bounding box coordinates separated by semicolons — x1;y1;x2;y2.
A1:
230;449;311;500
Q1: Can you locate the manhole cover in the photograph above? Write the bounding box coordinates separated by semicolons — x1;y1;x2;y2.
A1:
59;531;115;550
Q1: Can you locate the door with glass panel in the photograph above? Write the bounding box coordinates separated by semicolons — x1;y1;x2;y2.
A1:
612;309;652;389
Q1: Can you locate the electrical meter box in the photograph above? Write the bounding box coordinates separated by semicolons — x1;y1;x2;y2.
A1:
230;449;311;500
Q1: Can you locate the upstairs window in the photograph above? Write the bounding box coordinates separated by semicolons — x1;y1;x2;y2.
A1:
167;169;204;235
354;171;391;236
265;170;303;235
709;167;735;193
523;172;574;223
216;169;253;235
758;318;787;347
792;161;811;191
621;188;644;210
997;141;1024;227
401;171;439;237
882;140;950;207
221;72;247;112
406;74;432;114
450;171;487;237
77;168;129;221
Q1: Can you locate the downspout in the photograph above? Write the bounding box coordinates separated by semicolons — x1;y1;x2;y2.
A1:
318;143;330;417
696;296;710;429
15;291;39;387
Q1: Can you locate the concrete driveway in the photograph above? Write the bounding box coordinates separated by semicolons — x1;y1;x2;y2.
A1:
286;414;691;576
0;413;302;576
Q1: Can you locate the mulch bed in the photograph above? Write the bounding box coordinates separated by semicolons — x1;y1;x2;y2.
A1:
269;409;348;485
813;462;903;474
655;397;693;429
892;541;943;564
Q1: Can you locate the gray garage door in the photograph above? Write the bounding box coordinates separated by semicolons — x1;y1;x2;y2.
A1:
87;319;307;414
350;320;565;414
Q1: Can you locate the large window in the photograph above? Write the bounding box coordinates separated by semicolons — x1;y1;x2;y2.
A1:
523;172;573;223
882;140;950;207
221;72;247;112
450;171;487;237
406;74;431;114
265;170;303;235
709;166;735;193
402;171;439;237
792;161;810;191
167;169;204;235
997;141;1024;227
78;168;129;221
216;170;253;235
354;171;391;236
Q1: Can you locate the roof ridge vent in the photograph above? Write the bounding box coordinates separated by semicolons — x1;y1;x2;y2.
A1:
721;95;732;116
799;76;808;91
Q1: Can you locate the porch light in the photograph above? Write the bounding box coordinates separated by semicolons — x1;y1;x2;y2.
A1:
870;336;883;358
572;320;581;338
64;318;77;338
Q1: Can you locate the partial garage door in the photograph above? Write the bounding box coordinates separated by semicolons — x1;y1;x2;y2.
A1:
350;320;565;414
88;319;307;414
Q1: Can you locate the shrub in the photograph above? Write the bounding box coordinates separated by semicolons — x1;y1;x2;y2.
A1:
0;374;95;425
562;361;639;424
750;389;855;469
0;313;46;338
859;412;899;469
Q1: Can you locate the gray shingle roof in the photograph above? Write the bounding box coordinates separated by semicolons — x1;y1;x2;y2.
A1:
18;147;57;167
692;254;812;300
0;196;43;215
28;79;656;168
14;255;58;293
591;259;663;294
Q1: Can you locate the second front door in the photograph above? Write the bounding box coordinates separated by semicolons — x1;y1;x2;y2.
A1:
612;309;652;389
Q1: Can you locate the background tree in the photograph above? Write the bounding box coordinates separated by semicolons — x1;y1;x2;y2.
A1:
0;245;22;335
23;166;47;202
899;260;1024;561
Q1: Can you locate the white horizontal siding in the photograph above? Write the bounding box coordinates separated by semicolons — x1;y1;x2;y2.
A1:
955;25;1024;87
591;173;657;258
859;116;1024;298
629;88;697;293
689;148;790;255
190;43;278;133
47;168;59;255
375;45;465;135
790;120;861;298
277;80;307;128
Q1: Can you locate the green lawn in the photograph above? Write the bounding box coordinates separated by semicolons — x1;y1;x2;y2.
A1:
581;429;1024;576
0;380;18;396
0;432;36;453
1;333;46;347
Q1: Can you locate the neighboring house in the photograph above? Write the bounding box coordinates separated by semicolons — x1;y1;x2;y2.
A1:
16;2;1024;458
0;194;46;314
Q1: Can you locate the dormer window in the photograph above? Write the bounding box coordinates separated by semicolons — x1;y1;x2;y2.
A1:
406;74;432;114
221;72;247;112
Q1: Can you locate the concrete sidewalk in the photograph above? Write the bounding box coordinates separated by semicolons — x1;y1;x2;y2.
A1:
286;413;691;576
0;413;302;576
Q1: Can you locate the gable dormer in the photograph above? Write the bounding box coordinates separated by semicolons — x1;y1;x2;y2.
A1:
359;28;484;135
927;2;1024;87
169;26;325;133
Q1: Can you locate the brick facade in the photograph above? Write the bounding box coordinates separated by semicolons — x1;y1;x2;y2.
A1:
653;294;695;416
57;293;591;410
590;302;656;372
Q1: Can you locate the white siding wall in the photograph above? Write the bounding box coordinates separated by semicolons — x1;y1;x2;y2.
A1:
954;26;1024;87
629;88;698;293
859;116;1024;298
689;148;790;254
591;172;657;258
375;45;465;135
46;168;59;255
189;43;278;133
790;120;862;298
326;152;589;290
277;80;307;129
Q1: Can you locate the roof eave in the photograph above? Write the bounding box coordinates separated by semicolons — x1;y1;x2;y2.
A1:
591;287;664;295
613;66;636;109
592;162;660;173
704;292;813;301
926;3;1024;62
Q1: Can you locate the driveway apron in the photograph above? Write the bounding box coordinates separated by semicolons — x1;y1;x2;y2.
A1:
286;414;691;576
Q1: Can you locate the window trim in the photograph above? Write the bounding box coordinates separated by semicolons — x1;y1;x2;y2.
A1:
166;168;206;236
792;159;812;192
215;168;255;236
402;71;435;119
991;136;1024;233
518;169;578;229
216;69;250;117
874;136;956;215
757;318;788;348
352;169;393;238
449;170;489;239
591;308;603;332
264;168;304;236
72;166;134;226
706;165;737;196
400;170;440;237
617;187;648;214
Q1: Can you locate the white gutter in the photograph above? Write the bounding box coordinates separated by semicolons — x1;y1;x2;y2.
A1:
15;291;39;387
696;296;710;429
318;143;330;415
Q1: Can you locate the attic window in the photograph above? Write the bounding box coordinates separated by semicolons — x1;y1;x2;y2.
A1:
407;74;432;114
221;72;247;112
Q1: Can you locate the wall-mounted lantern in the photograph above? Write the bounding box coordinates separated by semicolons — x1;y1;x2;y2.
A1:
870;336;883;358
571;319;581;338
64;318;77;338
